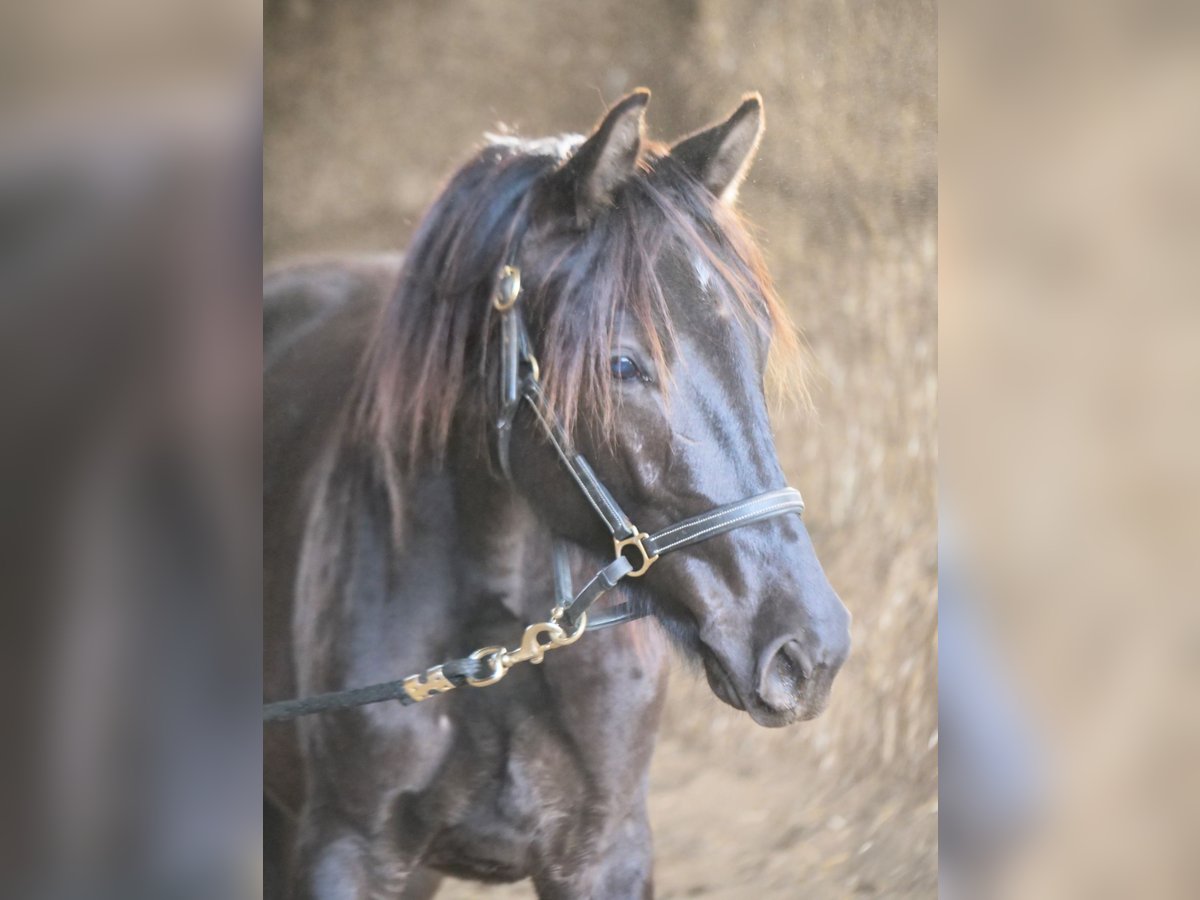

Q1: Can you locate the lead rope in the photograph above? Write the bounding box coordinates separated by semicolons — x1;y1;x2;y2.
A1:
262;260;805;722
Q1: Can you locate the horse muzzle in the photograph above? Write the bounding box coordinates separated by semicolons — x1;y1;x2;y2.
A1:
702;610;850;728
751;631;847;726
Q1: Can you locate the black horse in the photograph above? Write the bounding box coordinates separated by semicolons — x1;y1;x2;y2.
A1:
264;90;851;899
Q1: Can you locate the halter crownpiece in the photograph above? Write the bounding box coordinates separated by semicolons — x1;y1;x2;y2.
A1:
261;256;806;722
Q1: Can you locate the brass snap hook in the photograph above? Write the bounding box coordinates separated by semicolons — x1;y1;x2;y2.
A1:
502;621;563;667
465;612;589;691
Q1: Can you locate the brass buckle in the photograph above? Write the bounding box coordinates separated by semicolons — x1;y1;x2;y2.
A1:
493;265;521;311
614;532;658;578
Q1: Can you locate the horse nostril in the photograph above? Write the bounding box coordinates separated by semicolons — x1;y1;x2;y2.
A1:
756;638;814;713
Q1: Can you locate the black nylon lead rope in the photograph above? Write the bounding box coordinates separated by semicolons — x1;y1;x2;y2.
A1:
263;658;490;722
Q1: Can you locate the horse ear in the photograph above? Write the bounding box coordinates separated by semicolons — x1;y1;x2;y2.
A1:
671;93;764;204
555;89;649;225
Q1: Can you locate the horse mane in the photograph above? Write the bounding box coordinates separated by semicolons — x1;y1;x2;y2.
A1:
355;133;799;477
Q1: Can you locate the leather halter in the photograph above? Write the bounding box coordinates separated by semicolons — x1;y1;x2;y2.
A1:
489;252;805;635
260;218;809;721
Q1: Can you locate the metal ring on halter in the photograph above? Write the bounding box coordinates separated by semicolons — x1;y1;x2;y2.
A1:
554;610;587;643
466;646;508;686
493;265;521;311
614;532;659;578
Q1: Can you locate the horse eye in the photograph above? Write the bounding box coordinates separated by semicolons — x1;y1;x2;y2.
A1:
610;355;642;381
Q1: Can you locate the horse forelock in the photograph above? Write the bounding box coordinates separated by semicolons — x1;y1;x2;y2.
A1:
356;135;799;475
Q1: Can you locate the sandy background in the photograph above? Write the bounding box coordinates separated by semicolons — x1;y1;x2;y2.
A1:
265;1;937;896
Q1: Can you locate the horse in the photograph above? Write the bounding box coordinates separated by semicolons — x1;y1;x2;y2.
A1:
264;89;851;899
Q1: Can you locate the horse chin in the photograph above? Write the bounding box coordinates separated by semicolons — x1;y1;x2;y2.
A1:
701;653;747;713
747;699;809;729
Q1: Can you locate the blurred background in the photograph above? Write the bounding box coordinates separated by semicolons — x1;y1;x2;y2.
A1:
265;1;937;897
941;0;1200;896
1;1;261;897
8;0;1195;897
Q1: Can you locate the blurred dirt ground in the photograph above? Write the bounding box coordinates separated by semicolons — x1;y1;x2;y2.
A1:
265;1;936;896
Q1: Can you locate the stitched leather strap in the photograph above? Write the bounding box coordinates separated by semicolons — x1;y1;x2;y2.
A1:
521;380;637;541
556;487;805;629
554;540;644;632
644;488;804;556
586;601;644;630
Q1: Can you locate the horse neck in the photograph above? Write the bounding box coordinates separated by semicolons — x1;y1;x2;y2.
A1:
442;441;549;623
